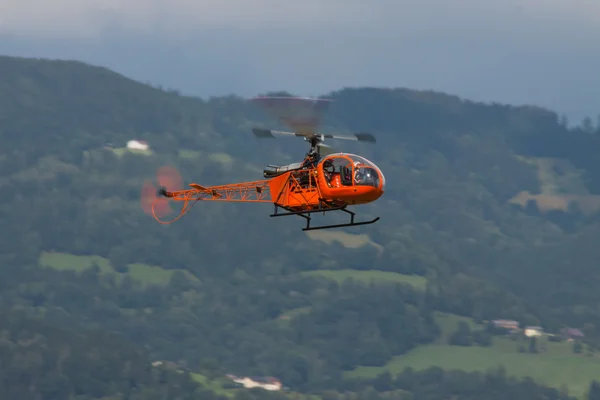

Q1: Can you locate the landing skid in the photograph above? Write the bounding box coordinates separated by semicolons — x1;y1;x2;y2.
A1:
270;202;380;231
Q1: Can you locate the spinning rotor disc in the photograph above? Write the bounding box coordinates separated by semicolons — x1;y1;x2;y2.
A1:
140;166;183;219
250;96;332;134
250;96;375;149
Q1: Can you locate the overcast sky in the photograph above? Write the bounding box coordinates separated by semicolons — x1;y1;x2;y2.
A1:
0;0;598;123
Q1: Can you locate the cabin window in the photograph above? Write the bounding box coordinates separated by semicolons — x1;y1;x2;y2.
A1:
354;167;379;187
329;157;349;173
323;157;354;187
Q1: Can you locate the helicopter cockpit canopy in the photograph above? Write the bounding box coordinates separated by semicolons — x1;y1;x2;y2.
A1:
321;153;384;189
353;164;380;187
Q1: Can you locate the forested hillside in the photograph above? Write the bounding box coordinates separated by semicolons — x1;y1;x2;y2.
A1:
2;54;600;399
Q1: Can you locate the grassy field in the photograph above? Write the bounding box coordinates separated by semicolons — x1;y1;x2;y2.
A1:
111;147;153;156
432;311;479;342
39;251;198;287
190;372;320;399
190;373;237;397
510;156;600;215
305;230;384;254
277;306;312;322
178;150;234;164
178;149;201;159
347;311;600;399
110;147;233;166
300;269;428;291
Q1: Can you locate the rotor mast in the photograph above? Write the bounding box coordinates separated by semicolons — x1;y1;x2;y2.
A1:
305;134;323;159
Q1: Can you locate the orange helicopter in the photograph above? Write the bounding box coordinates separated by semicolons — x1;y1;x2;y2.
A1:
141;96;386;231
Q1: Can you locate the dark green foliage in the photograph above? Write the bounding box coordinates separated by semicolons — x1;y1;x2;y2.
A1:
0;308;215;400
588;380;600;400
448;321;471;346
0;55;599;398
473;330;493;347
529;337;538;353
448;321;493;347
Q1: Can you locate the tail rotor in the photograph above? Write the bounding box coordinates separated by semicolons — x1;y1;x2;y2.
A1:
141;166;184;221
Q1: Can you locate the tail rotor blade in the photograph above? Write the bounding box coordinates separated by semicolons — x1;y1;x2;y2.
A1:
157;166;183;192
141;165;181;219
153;197;173;218
141;180;157;216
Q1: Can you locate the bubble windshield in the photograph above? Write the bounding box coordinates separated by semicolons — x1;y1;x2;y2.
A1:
353;166;380;187
345;154;376;168
320;153;382;188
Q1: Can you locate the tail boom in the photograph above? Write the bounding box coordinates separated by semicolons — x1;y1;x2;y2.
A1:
150;179;272;224
162;180;272;203
150;170;340;225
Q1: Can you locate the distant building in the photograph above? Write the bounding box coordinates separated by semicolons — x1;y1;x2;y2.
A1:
127;139;150;151
524;326;544;337
491;319;520;331
560;327;585;341
227;375;282;391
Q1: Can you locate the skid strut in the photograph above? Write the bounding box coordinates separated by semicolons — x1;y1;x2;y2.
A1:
270;201;380;231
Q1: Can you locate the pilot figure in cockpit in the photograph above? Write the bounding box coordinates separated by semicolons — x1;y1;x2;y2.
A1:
354;162;375;186
354;166;365;184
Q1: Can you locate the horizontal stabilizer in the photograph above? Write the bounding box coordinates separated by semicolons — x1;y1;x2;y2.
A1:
189;183;222;198
189;183;207;191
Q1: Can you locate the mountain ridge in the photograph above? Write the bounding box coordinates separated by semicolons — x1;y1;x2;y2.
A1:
1;54;600;399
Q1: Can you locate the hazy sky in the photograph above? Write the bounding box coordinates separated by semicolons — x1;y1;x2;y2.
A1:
0;0;598;123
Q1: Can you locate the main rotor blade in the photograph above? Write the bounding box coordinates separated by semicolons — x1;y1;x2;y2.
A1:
252;128;375;143
250;96;332;133
317;143;337;156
